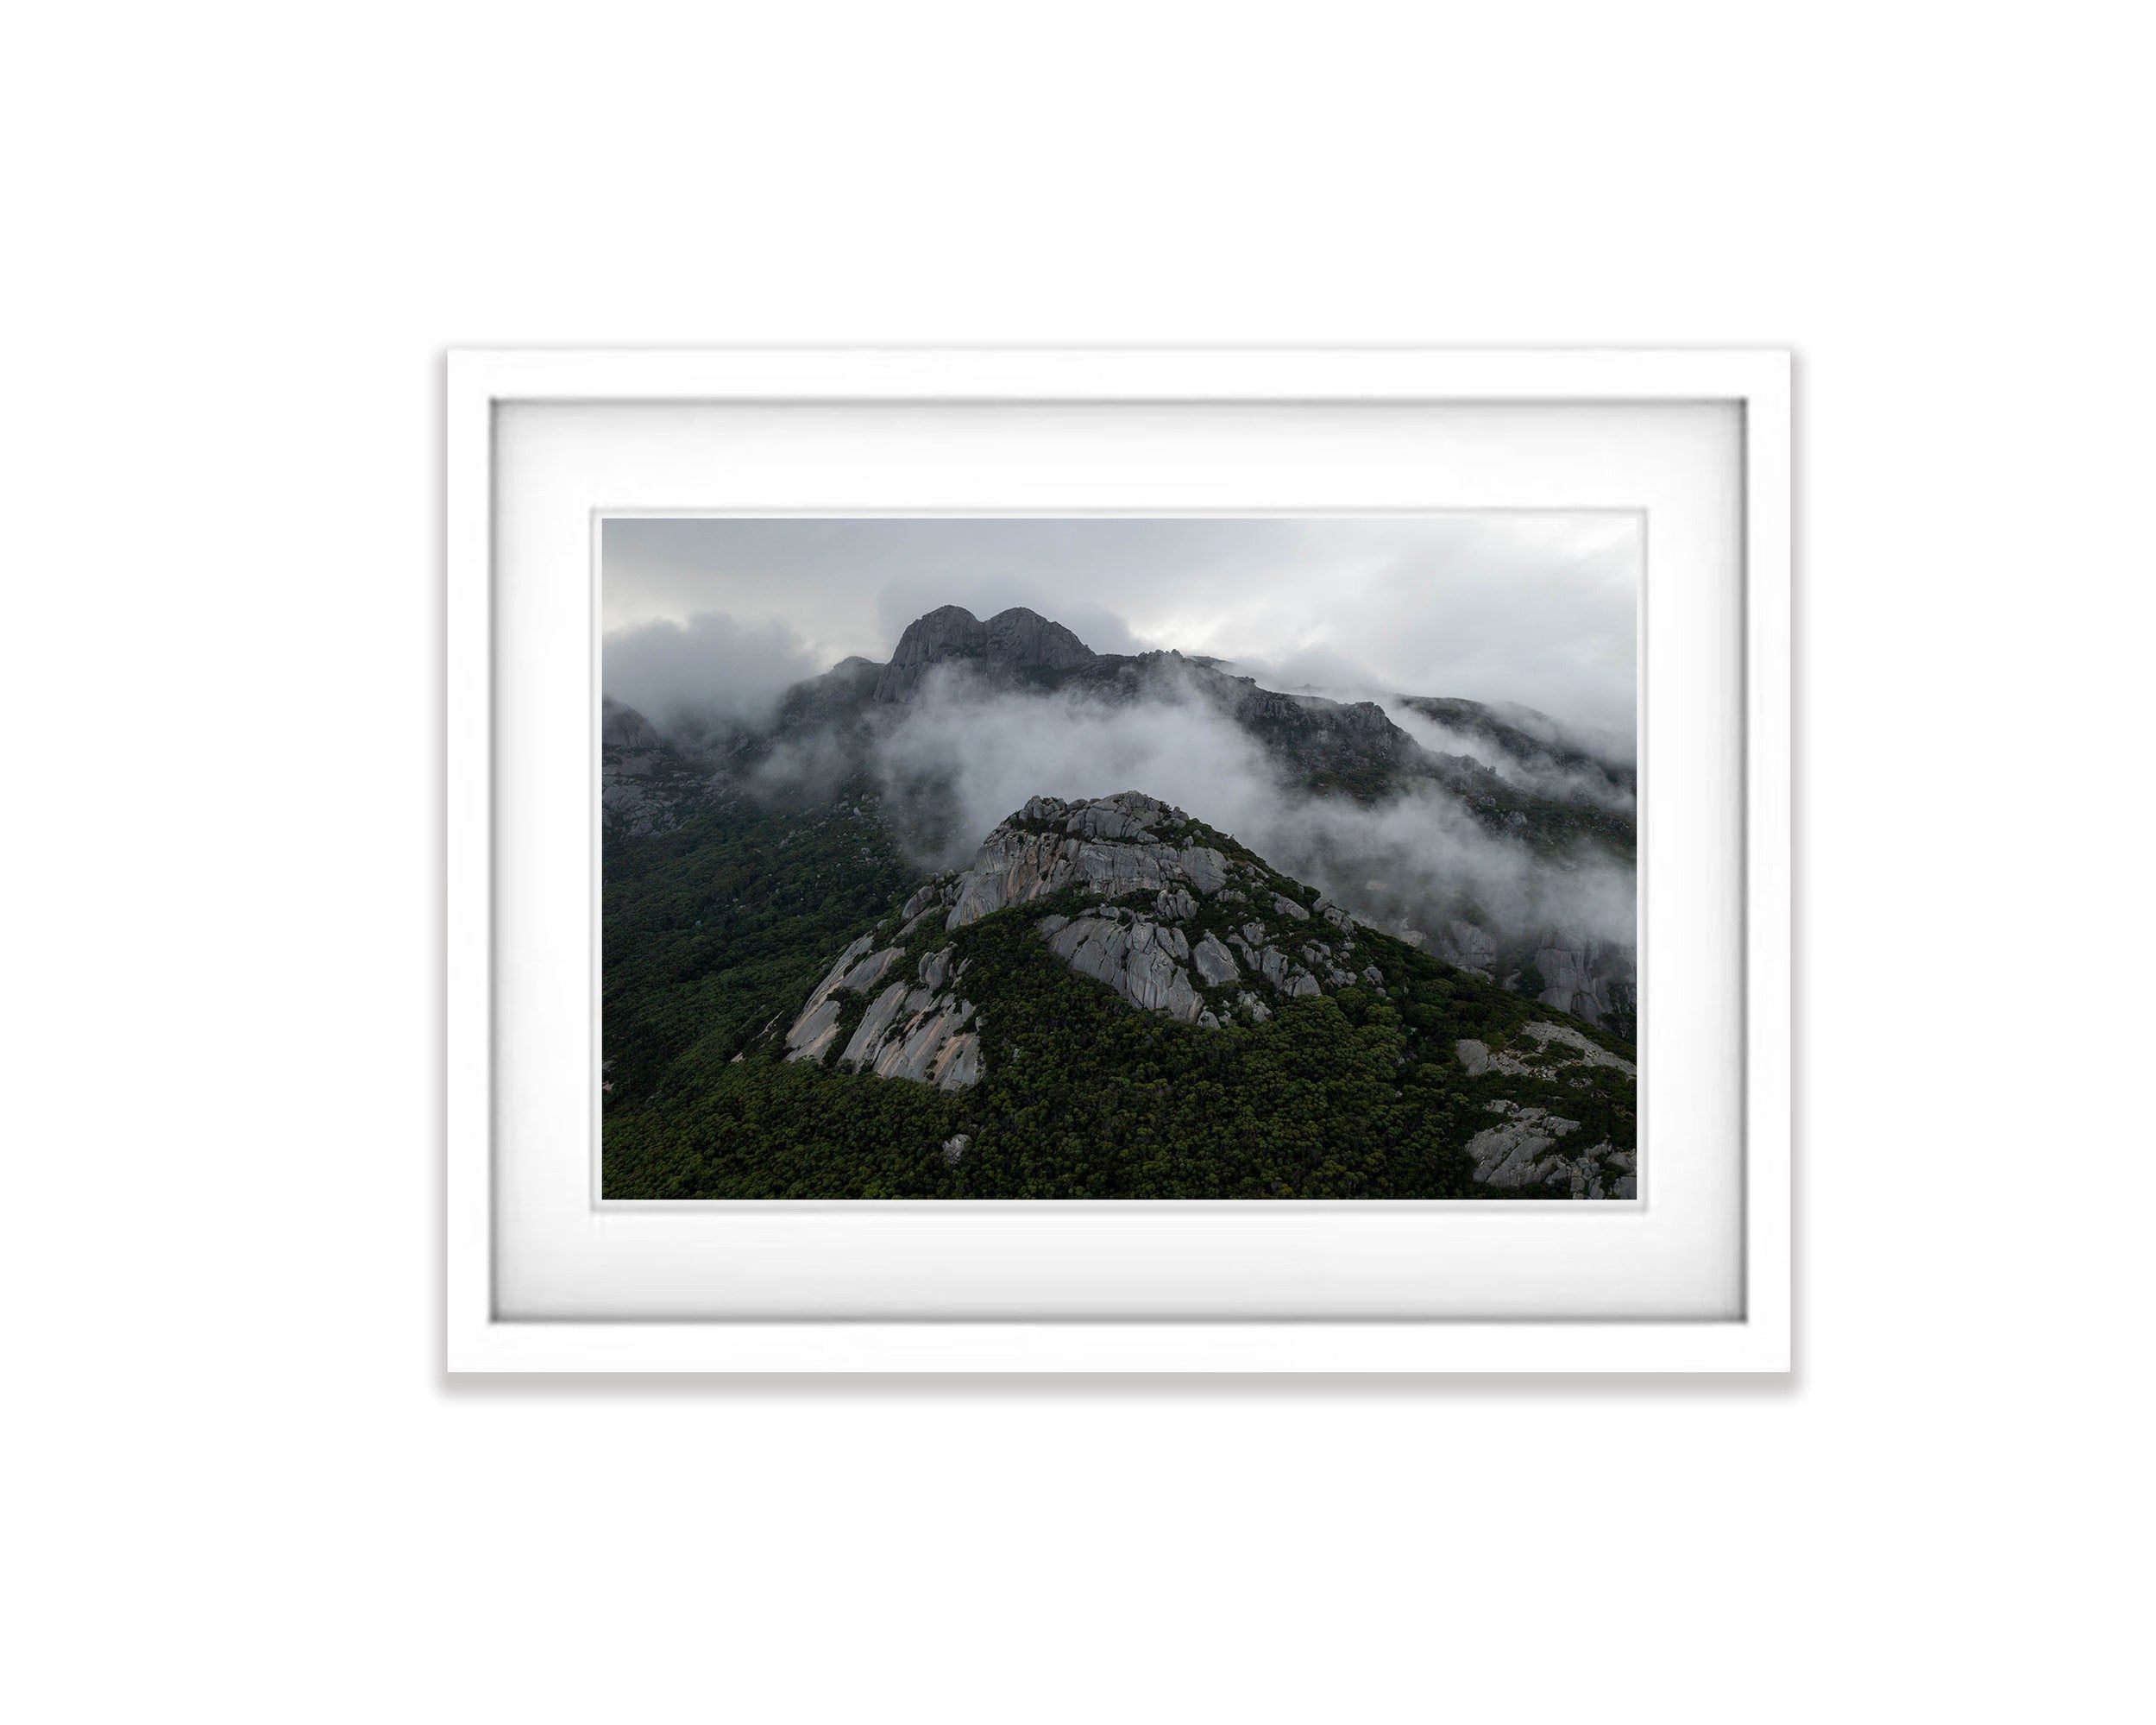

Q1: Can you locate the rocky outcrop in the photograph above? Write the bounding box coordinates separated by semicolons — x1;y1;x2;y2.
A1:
1231;932;1321;998
1047;910;1217;1027
944;792;1233;928
780;790;1411;1092
842;981;981;1086
600;698;707;837
1531;931;1637;1029
997;797;1393;1023
1191;933;1240;986
1226;684;1415;770
1453;1023;1636;1199
1432;918;1499;978
1455;1020;1635;1084
783;932;982;1090
1465;1100;1635;1199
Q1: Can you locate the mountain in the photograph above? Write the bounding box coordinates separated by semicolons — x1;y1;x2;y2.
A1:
604;602;1636;1036
604;791;1637;1200
765;605;1625;831
1392;695;1635;808
872;602;1096;702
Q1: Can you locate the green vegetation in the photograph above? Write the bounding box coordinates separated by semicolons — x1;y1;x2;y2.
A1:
602;784;916;1111
603;869;1635;1200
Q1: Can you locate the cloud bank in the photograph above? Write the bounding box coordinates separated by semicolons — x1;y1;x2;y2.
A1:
759;664;1635;961
604;514;1639;742
602;612;823;733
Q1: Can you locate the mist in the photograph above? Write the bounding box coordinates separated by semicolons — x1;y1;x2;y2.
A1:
1379;702;1635;814
825;664;1637;960
605;514;1640;742
1211;658;1635;814
603;612;823;733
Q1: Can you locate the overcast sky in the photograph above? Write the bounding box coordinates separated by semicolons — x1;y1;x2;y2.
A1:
603;515;1639;739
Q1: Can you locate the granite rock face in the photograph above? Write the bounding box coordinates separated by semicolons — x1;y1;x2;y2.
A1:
1464;1100;1634;1199
1455;1021;1636;1083
782;790;1411;1090
985;796;1390;1027
1454;1024;1637;1198
783;931;982;1090
943;792;1234;929
1191;933;1241;987
1433;918;1499;978
1047;910;1216;1028
1531;930;1637;1029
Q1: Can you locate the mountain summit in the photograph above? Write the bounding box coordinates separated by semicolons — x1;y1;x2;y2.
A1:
873;604;1097;702
779;791;1390;1089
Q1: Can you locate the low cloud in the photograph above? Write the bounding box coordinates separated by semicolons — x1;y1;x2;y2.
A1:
605;515;1639;742
1380;702;1635;813
1219;657;1637;810
603;612;824;734
789;664;1637;962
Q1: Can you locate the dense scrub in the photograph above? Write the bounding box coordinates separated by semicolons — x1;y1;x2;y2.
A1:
603;873;1634;1200
601;784;915;1110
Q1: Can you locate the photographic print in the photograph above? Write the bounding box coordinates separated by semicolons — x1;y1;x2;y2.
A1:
601;516;1637;1200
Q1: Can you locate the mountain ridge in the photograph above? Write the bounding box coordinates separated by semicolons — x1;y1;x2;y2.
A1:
604;601;1636;1046
607;789;1637;1200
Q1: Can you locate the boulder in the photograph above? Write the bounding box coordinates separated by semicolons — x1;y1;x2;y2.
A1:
1179;847;1230;895
1155;885;1198;922
1191;934;1240;986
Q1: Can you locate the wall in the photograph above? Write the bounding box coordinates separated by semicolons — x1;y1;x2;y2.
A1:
6;4;2146;1720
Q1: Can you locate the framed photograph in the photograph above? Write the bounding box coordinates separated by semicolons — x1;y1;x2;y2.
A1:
448;349;1790;1372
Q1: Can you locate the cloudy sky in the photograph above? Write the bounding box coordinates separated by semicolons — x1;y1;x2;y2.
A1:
603;514;1639;740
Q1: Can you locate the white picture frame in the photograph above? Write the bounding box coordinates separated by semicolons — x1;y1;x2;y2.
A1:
448;348;1790;1373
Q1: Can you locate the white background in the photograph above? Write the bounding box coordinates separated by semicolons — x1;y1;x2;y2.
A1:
4;5;2148;1722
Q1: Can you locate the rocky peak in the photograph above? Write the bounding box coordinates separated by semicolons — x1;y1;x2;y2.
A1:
777;790;1402;1089
984;606;1094;674
874;605;987;701
873;604;1097;702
